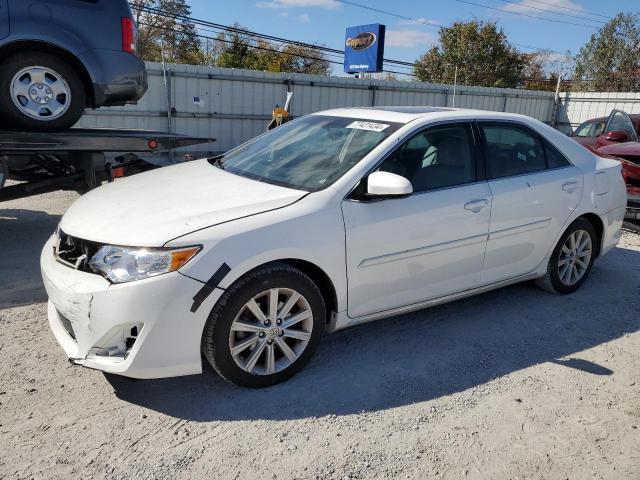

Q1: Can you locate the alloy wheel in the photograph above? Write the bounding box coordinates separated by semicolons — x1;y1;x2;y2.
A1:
557;229;592;286
229;288;314;375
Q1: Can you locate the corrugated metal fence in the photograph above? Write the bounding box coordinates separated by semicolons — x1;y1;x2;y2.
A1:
555;92;640;131
77;62;640;153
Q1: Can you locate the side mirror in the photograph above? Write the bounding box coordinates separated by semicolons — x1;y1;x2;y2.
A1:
604;130;629;143
366;171;413;198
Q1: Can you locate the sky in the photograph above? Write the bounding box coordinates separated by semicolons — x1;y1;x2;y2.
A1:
188;0;635;77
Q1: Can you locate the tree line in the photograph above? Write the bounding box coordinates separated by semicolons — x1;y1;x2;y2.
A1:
130;0;331;76
130;1;640;92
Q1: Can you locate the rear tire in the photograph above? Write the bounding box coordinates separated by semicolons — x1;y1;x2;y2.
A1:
0;52;86;132
201;262;325;388
534;218;597;294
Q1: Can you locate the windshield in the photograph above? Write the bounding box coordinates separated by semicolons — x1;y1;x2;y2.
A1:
214;115;401;191
575;120;605;138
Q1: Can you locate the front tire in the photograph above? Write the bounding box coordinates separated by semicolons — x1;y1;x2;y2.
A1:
0;52;86;132
201;262;326;388
534;218;597;294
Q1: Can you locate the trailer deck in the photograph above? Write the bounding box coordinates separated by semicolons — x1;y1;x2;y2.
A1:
0;128;213;202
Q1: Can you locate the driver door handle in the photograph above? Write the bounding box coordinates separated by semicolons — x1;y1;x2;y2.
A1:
464;198;489;213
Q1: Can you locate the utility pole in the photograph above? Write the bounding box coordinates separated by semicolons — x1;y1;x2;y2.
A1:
551;72;565;128
452;65;458;108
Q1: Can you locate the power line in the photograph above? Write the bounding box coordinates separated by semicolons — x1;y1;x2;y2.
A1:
336;0;438;27
133;2;594;84
334;0;566;54
496;0;606;24
139;21;344;66
192;22;415;71
529;0;611;20
194;24;349;64
132;3;417;68
138;20;417;78
141;19;616;88
453;0;600;30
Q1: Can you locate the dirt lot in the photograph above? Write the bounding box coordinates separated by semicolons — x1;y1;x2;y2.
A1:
1;190;639;480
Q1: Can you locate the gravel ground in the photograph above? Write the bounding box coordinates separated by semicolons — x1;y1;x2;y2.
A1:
1;191;639;480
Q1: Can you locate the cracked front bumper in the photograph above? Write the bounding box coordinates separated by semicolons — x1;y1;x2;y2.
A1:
40;235;223;379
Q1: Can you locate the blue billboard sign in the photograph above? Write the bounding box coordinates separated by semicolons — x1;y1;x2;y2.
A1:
344;23;386;74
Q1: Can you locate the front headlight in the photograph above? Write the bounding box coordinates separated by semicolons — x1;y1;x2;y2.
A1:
89;245;200;283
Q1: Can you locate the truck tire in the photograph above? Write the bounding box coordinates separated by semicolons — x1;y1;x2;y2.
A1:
0;52;86;132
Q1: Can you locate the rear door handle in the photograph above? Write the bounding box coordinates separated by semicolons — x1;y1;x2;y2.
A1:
464;198;489;213
562;181;579;193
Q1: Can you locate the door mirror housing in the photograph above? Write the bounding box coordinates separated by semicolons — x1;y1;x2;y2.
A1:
604;130;630;143
366;171;413;198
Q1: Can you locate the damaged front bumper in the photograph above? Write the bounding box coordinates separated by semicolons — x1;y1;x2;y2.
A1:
40;234;223;379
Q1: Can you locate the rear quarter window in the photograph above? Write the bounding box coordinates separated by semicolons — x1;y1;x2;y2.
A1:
544;140;571;169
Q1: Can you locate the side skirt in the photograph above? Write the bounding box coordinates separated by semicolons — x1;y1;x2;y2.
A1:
334;271;542;331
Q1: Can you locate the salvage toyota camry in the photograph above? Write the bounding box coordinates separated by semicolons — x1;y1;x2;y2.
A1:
41;107;627;387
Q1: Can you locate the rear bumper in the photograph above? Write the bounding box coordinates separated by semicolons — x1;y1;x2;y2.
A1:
40;234;222;379
79;49;147;107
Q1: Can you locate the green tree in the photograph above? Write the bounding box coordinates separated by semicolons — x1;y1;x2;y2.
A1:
212;25;330;75
211;27;258;69
277;44;331;75
413;20;527;88
573;13;640;91
130;0;203;64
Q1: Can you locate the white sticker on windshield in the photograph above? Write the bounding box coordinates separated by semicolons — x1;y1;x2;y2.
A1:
346;121;390;132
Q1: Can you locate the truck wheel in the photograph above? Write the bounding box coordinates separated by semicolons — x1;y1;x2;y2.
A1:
0;52;86;132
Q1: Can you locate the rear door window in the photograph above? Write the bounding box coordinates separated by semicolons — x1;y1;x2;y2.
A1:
480;124;547;179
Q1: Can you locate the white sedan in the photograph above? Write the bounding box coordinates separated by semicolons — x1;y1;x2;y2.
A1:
41;107;627;387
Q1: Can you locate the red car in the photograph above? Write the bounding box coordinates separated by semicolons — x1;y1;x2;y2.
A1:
570;111;640;148
597;142;640;221
572;110;640;222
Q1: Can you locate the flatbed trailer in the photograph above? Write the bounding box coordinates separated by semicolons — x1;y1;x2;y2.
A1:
0;129;214;202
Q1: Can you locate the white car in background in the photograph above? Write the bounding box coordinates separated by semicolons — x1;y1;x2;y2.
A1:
41;107;627;388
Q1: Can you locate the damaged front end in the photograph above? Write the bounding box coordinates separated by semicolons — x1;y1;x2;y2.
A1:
42;232;143;368
41;231;216;379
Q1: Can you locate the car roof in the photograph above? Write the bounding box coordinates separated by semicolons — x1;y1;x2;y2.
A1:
314;106;536;124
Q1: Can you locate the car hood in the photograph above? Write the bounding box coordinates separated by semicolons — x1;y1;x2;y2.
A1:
59;159;307;246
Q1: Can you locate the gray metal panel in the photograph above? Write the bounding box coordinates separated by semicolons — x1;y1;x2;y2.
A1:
554;91;640;132
78;61;582;153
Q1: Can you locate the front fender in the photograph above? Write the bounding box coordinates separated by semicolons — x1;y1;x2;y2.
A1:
167;199;348;314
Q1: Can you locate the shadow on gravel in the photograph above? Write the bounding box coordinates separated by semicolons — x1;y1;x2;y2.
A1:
549;358;613;376
0;209;60;309
108;244;640;421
